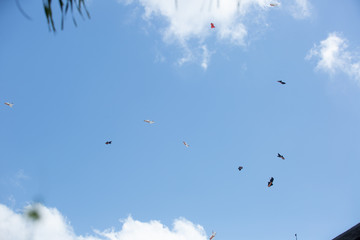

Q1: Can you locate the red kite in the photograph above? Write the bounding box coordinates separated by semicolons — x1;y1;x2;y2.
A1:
183;141;190;148
4;102;14;107
210;231;216;240
144;120;155;124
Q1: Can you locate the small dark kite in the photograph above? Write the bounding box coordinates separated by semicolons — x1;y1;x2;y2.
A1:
277;153;285;160
268;177;274;187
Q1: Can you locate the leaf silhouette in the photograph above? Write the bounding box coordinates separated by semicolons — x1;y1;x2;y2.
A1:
43;0;90;32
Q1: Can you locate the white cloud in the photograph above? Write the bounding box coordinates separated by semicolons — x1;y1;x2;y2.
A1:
0;204;77;240
0;203;207;240
122;0;268;44
94;217;206;240
306;32;360;82
0;204;29;240
119;0;311;68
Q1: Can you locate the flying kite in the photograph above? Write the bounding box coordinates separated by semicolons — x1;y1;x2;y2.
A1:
105;141;112;145
270;3;278;6
211;23;215;28
277;80;286;84
238;166;243;171
144;120;155;124
268;177;274;187
277;153;285;160
183;141;189;148
4;102;14;107
209;231;216;240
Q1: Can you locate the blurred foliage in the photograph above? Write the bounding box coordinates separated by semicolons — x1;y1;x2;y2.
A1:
43;0;90;32
15;0;32;20
25;203;41;222
27;209;40;221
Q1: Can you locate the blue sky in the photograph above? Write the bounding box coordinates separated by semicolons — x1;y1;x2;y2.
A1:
1;0;360;240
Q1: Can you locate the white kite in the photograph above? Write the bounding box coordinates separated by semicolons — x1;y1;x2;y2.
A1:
4;102;14;107
209;231;216;240
183;141;189;148
144;120;155;124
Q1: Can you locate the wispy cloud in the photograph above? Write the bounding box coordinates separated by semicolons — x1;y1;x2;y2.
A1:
11;169;29;188
119;0;312;68
0;203;207;240
306;32;360;83
290;0;312;19
154;51;166;63
7;195;16;209
201;45;214;70
15;170;28;181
